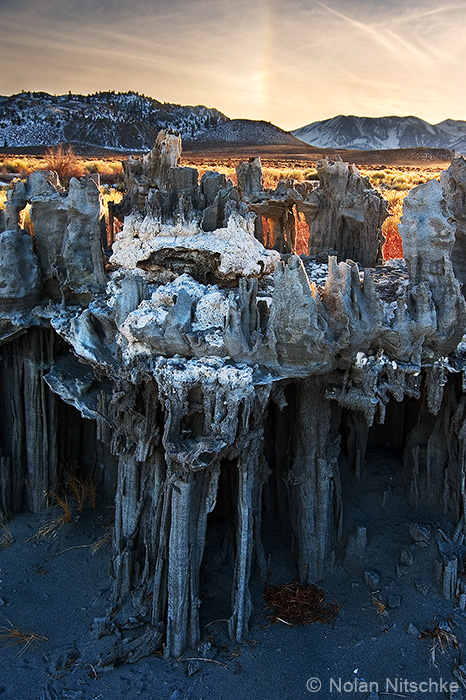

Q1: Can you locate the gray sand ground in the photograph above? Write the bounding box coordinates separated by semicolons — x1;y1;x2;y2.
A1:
0;448;464;700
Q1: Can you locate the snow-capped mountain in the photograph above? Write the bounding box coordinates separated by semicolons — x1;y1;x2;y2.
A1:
292;115;466;153
0;91;229;150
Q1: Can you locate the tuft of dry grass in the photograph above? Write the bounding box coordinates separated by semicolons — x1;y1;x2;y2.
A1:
0;524;14;550
83;159;124;179
419;619;459;666
65;470;97;511
47;489;73;522
0;619;47;656
370;593;389;618
360;165;443;191
0;158;35;178
32;516;68;540
27;471;98;541
28;490;72;540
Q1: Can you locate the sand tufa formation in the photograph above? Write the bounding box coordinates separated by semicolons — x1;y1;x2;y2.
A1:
1;133;466;660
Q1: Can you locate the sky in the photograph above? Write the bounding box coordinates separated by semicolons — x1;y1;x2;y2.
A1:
0;0;465;130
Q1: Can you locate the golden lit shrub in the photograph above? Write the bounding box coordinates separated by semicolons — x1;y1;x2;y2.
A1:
44;144;83;183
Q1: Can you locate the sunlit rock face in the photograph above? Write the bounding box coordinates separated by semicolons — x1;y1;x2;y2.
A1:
441;155;466;293
0;229;42;313
2;133;466;660
398;178;466;360
27;170;106;303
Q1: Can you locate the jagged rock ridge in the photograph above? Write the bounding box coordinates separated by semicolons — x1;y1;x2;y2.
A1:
1;134;466;663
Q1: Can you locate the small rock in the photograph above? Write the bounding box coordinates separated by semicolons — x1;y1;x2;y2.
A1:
368;693;380;700
61;691;83;700
169;692;183;700
388;594;402;608
396;564;409;578
122;616;144;630
90;617;115;639
439;620;453;632
407;622;419;636
356;526;367;548
414;580;431;595
187;661;201;676
364;571;380;592
0;597;5;606
400;546;414;566
409;523;431;544
459;593;466;611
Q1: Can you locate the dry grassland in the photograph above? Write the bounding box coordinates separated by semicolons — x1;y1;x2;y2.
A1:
0;151;446;261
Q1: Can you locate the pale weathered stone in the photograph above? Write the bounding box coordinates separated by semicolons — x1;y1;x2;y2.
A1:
110;211;279;282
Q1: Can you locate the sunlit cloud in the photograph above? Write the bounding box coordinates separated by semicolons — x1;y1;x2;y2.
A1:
1;0;465;129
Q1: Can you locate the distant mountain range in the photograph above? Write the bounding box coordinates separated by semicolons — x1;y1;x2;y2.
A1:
292;115;466;153
0;91;228;150
0;92;465;154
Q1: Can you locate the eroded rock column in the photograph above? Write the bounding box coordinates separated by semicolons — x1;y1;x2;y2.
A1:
287;379;342;582
111;359;271;657
0;329;58;518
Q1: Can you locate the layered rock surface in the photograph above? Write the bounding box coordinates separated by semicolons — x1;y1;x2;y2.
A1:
2;135;466;659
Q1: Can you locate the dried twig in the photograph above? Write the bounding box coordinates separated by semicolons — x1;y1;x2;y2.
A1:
90;528;112;555
203;618;229;629
177;656;228;667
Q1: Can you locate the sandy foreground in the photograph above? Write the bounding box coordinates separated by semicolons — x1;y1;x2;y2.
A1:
0;448;464;700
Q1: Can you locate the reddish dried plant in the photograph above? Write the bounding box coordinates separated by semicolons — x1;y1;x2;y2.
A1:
264;580;343;626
